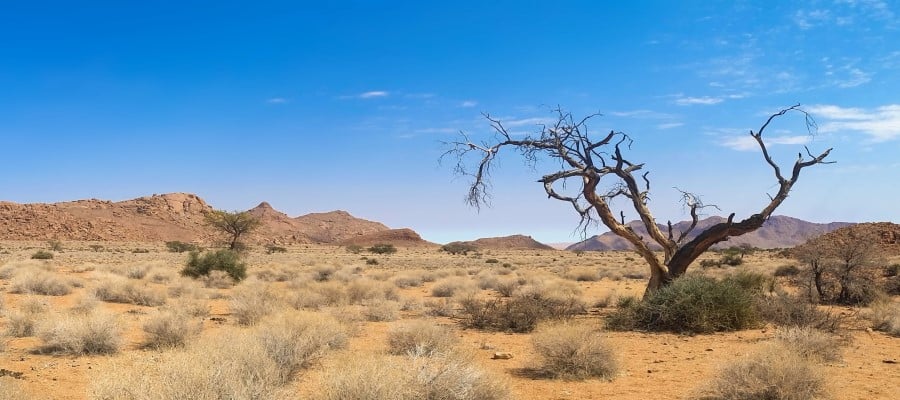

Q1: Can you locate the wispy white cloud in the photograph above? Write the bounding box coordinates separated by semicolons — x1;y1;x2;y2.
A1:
415;127;457;134
794;9;832;29
503;117;555;127
657;122;684;130
674;95;724;106
460;100;478;108
266;97;288;104
359;90;389;99
720;135;812;151
807;104;900;142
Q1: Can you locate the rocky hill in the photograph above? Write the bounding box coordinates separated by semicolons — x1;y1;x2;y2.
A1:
0;193;400;245
797;222;900;257
338;228;437;248
566;215;853;251
449;234;555;251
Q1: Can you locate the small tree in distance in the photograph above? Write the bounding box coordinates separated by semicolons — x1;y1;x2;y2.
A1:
445;105;833;295
204;210;261;250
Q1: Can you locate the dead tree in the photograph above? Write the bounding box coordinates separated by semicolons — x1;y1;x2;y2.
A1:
444;105;832;295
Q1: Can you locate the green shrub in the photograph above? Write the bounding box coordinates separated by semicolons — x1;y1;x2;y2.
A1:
607;275;760;334
441;242;478;255
31;250;54;260
345;244;363;254
165;241;198;253
181;250;247;282
368;244;397;255
459;292;585;333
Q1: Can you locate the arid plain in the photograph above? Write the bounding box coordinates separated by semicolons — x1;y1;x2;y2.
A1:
0;240;897;400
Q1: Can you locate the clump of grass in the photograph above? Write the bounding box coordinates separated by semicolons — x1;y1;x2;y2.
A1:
607;274;760;334
318;351;510;400
563;267;600;282
424;298;456;317
755;291;840;331
31;250;54;260
256;311;348;384
868;299;900;337
387;320;458;356
531;321;618;380
202;269;236;288
37;311;122;355
229;282;282;325
347;278;399;304
431;277;476;297
142;310;202;349
364;300;401;322
5;309;43;337
92;275;167;306
694;346;826;400
774;326;843;362
393;273;424;288
774;264;801;277
10;270;73;296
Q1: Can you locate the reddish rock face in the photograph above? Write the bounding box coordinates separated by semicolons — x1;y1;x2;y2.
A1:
0;193;400;245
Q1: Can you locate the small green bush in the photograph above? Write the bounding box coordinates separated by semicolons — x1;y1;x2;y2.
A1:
31;250;54;260
181;250;247;282
165;241;198;253
607;275;760;334
441;242;478;255
459;292;585;333
368;244;397;255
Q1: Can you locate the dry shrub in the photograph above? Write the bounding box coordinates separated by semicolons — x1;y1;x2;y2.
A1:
4;297;49;337
168;296;210;318
166;277;207;298
459;291;585;333
318;351;509;400
256;311;348;384
431;277;476;298
10;270;73;296
254;264;299;282
387;320;458;356
347;278;398;304
563;267;600;282
0;377;28;400
425;298;456;317
774;327;843;362
364;300;401;322
755;291;841;331
92;275;167;306
286;281;348;309
0;260;51;280
531;321;618;380
477;272;500;290
147;268;175;284
495;278;522;297
201;270;235;288
694;346;826;400
229;281;282;325
868;299;900;337
393;273;425;288
69;295;100;314
142;310;202;349
90;330;288;399
124;263;152;279
37;311;121;355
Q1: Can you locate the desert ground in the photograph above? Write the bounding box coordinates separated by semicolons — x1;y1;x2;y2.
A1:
0;241;897;399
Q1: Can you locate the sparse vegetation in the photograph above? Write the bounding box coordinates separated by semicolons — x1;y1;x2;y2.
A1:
694;346;825;400
141;310;201;349
387;320;458;356
368;243;397;255
165;240;198;253
265;244;288;254
441;242;478;255
31;250;54;260
459;291;585;333
37;311;122;355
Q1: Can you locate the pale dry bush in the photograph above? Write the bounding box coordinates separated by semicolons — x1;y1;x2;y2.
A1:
146;267;175;284
254;263;301;282
431;277;476;298
4;297;49;337
286;280;348;309
69;294;100;314
364;299;401;322
167;296;210;318
37;311;121;355
0;260;52;279
531;321;618;380
387;320;458;356
495;277;523;297
774;327;843;362
167;277;207;298
868;299;900;337
0;377;28;400
142;310;202;349
694;346;826;400
92;274;167;306
425;298;456;317
90;330;288;400
347;278;399;304
317;351;510;400
256;310;348;384
123;263;152;279
201;270;235;288
476;271;500;290
562;267;600;282
229;281;283;325
10;269;74;296
393;272;425;288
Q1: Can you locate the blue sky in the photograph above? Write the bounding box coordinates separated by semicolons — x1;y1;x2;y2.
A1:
1;1;898;244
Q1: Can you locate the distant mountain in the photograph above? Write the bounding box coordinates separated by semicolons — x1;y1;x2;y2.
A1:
566;215;853;251
448;234;556;251
0;193;404;245
338;228;437;248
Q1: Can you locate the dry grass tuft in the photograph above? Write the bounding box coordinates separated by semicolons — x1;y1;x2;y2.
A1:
255;310;348;384
387;320;458;356
92;275;167;306
694;346;826;400
531;321;618;380
142;310;202;349
431;277;476;298
229;281;283;325
10;270;74;296
37;311;122;355
774;326;843;362
868;299;900;337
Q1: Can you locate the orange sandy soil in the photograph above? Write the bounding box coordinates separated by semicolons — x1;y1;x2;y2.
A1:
0;242;897;399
